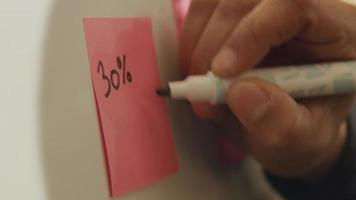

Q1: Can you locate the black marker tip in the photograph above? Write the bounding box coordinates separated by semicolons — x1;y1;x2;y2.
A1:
156;85;171;97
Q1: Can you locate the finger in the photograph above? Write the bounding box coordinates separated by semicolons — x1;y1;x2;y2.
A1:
190;0;260;74
227;79;310;148
226;79;336;176
189;0;259;119
212;0;308;77
281;38;356;62
180;0;220;74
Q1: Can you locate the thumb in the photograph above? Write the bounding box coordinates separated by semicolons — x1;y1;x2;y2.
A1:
227;79;309;136
227;79;352;177
227;79;314;174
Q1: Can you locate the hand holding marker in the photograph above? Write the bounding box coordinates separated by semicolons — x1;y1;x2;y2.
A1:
157;61;356;104
173;0;356;194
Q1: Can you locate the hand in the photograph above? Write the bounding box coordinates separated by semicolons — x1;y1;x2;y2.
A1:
180;0;356;178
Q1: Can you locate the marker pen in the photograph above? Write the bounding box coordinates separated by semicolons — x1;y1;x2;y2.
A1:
156;61;356;104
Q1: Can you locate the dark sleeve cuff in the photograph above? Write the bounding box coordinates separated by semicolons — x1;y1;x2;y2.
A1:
265;104;356;200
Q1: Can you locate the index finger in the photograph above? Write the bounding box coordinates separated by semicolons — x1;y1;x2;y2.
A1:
180;0;219;74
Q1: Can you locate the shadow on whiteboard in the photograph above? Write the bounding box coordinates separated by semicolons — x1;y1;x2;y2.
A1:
38;0;240;200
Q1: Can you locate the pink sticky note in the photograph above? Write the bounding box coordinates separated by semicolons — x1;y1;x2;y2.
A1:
83;18;179;197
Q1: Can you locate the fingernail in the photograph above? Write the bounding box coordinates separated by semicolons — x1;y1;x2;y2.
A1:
212;48;238;76
228;82;271;124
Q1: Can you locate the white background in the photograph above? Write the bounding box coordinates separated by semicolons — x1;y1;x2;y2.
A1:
0;0;355;199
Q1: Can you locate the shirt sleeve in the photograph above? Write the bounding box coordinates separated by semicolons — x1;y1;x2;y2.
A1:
265;102;356;200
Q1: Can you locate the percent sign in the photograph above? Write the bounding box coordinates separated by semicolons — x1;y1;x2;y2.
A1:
97;54;133;98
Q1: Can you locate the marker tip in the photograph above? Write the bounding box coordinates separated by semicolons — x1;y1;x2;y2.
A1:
156;85;171;97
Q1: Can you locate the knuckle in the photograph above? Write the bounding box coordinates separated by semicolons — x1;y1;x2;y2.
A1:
242;21;260;44
216;3;238;20
288;105;310;134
